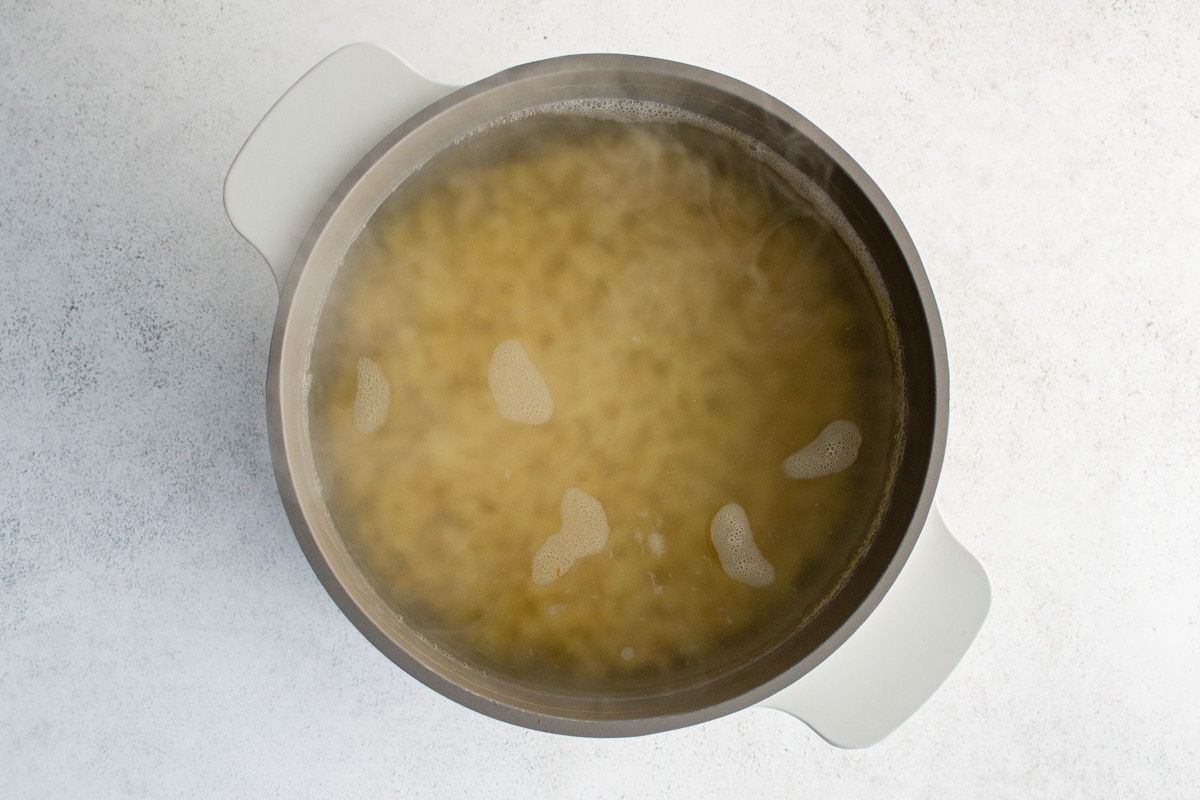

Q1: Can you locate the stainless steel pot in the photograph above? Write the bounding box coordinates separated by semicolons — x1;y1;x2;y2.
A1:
225;43;990;746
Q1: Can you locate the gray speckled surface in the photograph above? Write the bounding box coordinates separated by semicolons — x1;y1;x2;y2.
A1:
3;1;1198;797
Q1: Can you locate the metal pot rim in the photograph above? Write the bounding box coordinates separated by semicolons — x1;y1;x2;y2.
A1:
265;52;948;736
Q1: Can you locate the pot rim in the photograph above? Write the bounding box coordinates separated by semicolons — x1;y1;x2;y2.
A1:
265;52;948;736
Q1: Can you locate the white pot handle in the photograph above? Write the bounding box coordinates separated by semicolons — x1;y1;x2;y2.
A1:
757;503;991;748
223;43;456;292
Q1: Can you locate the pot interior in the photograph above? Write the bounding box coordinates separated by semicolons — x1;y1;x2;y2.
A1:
267;55;945;735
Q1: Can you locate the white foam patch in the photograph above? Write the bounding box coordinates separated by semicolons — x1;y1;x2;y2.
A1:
647;531;665;557
782;420;862;479
709;503;775;588
352;357;390;434
531;488;611;586
488;339;553;424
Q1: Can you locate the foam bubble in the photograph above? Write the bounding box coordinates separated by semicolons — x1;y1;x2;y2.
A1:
352;357;390;434
709;503;775;587
647;531;665;557
782;420;862;479
531;488;611;585
488;339;553;424
621;647;635;661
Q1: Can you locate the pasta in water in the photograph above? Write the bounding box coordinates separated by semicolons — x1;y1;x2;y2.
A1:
306;107;903;694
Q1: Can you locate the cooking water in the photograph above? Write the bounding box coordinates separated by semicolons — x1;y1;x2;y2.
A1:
306;102;903;694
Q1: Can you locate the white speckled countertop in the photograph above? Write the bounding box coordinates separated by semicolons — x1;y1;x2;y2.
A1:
3;1;1198;797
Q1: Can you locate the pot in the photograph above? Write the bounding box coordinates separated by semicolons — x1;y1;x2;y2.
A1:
224;43;989;747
